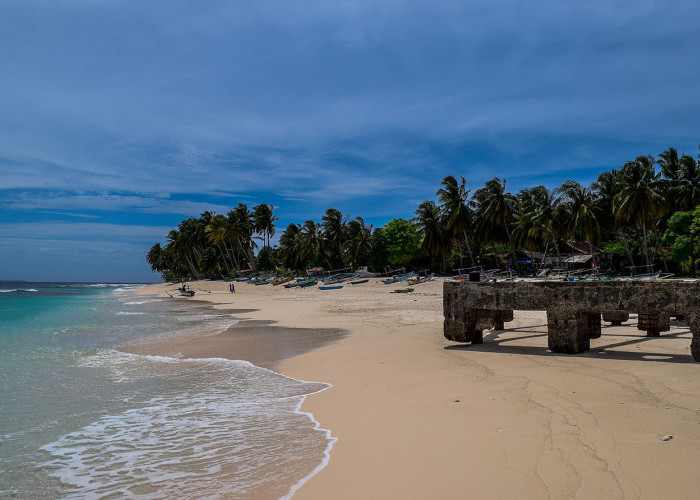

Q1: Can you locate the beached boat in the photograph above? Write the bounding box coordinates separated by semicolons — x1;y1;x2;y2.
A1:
391;288;414;293
350;279;369;285
177;286;195;297
272;277;294;286
319;285;343;290
297;280;317;288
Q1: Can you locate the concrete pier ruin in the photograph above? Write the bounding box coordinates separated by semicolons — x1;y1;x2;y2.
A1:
443;281;700;361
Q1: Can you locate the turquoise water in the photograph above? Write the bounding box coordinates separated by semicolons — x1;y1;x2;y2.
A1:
0;283;333;499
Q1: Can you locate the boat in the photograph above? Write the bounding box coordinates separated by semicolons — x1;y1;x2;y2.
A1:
391;288;414;293
273;277;294;286
408;273;434;284
177;286;195;297
350;279;369;285
319;285;343;290
297;280;317;288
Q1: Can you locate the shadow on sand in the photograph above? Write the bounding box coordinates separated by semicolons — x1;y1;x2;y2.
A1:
444;324;695;364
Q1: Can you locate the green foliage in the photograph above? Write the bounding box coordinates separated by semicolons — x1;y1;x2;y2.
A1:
376;219;421;267
255;246;277;271
600;241;627;256
663;210;698;276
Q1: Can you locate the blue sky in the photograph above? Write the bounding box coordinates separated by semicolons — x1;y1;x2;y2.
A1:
1;0;698;282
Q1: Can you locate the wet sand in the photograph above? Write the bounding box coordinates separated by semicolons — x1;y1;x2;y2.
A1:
138;279;700;499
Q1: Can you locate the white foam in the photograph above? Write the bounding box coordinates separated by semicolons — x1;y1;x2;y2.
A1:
123;299;162;305
0;288;38;293
44;350;335;498
115;311;146;316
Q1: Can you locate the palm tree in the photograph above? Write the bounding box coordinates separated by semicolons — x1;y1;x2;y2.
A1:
205;214;236;273
674;154;700;210
414;200;448;271
146;243;164;274
474;178;517;265
436;175;475;267
300;219;327;269
252;204;277;249
520;186;563;267
558;180;602;256
321;208;347;269
657;147;681;181
613;155;665;268
278;223;303;271
227;204;257;270
344;216;373;267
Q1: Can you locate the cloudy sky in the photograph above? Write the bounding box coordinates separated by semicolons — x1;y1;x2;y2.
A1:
1;0;698;281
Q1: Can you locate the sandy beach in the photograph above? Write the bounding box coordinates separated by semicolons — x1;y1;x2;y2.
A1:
135;279;700;499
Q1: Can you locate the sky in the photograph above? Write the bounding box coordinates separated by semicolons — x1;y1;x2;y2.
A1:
1;0;699;282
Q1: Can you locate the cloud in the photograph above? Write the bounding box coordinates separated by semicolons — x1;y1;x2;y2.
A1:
0;222;173;243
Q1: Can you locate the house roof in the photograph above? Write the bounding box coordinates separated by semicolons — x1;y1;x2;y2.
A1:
564;254;593;263
565;240;602;254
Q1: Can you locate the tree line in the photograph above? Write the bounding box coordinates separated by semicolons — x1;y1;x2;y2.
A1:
147;146;700;280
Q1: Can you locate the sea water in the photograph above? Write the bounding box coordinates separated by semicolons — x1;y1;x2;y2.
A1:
0;282;333;499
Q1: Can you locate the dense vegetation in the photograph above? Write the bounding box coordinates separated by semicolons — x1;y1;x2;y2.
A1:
147;146;700;280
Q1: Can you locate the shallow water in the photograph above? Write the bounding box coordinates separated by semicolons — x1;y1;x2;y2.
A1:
0;282;334;498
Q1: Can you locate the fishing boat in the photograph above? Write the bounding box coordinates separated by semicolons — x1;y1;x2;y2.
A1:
391;288;414;293
272;277;294;286
350;279;369;285
297;280;317;288
319;285;343;290
177;286;195;297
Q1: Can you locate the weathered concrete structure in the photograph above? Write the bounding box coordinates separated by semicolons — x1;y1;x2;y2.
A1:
443;281;700;361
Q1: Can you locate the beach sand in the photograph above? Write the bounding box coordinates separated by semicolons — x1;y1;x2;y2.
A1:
136;279;700;499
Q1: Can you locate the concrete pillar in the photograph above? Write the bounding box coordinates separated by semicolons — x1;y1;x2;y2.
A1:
602;311;630;326
637;313;671;337
546;310;591;354
443;307;486;344
685;314;700;362
584;312;602;339
493;310;514;330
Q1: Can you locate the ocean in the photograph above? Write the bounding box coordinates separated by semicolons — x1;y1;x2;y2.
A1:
0;282;334;499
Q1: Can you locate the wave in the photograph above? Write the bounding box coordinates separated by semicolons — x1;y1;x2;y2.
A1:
0;288;39;293
43;350;334;498
115;311;146;316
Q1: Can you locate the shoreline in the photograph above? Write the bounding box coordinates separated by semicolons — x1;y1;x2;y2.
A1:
136;279;700;499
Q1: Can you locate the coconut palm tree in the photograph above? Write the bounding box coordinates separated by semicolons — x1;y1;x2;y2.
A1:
300;219;327;269
146;243;164;274
278;223;303;271
227;204;257;270
321;208;347;268
558;180;602;256
657;147;681;181
436;175;475;267
205;214;236;273
474;177;517;253
613;155;665;268
414;200;448;271
252;204;277;249
343;216;373;268
520;186;563;267
674;154;700;211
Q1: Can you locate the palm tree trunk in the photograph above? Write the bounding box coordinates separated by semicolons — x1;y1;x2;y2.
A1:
641;214;650;270
551;235;562;268
463;230;475;266
650;223;669;272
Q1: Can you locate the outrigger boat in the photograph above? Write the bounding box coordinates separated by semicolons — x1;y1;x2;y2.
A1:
319;285;343;290
272;277;294;286
350;279;369;285
177;285;195;297
297;279;317;288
